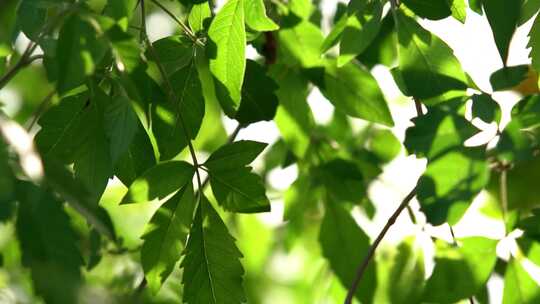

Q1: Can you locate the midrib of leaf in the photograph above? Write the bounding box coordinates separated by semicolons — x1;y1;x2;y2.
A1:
399;16;445;94
214;0;243;86
171;61;196;139
199;206;218;303
210;171;259;202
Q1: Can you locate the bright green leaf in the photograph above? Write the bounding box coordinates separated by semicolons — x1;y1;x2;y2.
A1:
236;60;279;124
396;10;468;99
207;0;246;116
244;0;279;31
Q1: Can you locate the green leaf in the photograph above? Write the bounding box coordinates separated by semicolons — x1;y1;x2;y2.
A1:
244;0;279;31
338;0;383;67
17;0;47;40
42;159;116;240
528;14;540;73
204;140;267;171
72;91;113;203
321;14;349;54
308;60;394;126
235;60;279;124
471;94;501;123
404;106;478;160
0;137;14;210
35;93;89;162
369;129;402;163
103;88;138;164
490;65;529;91
16;181;83;304
181;197;246;304
418;148;490;225
271;65;315;158
207;0;246;116
209;167;271;213
104;25;141;73
189;3;212;35
114;123;157;186
56;14;107;94
401;0;452;20
503;258;540;303
520;0;540;24
141;183;196;294
358;14;397;68
448;0;467;23
103;0;137;29
315;159;365;203
422;237;497;303
319;200;376;304
121;161;195;204
150;35;194;77
483;0;523;65
469;0;483;14
386;240;425;304
151;62;205;160
396;10;468;99
277;15;324;67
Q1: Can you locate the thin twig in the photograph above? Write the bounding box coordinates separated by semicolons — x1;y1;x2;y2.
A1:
148;0;202;46
344;186;418;304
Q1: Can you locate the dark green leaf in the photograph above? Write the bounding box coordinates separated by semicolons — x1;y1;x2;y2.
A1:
150;35;194;76
142;183;196;294
520;0;540;24
472;94;501;123
17;0;47;40
490;65;529;91
401;0;452;20
235;60;279;124
315;159;365;203
204;140;267;171
483;0;523;65
103;0;138;28
319;200;376;304
209;167;271;213
181;197;246;304
529;15;540;73
114;123;157;186
16;181;83;304
56;14;107;94
151;62;205;160
121;161;195;204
